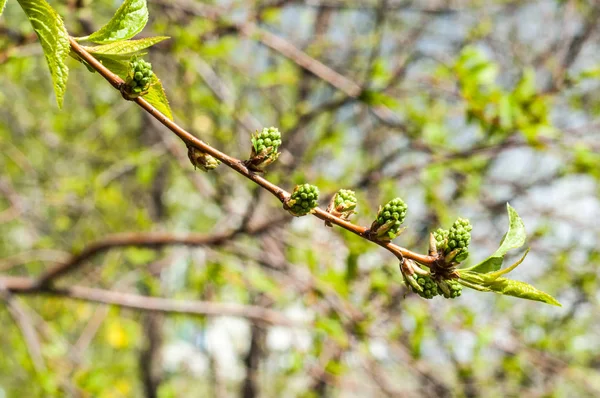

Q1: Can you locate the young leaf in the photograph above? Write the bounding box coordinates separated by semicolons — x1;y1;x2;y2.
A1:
486;277;561;306
78;0;148;44
488;248;529;279
82;37;169;56
459;270;561;306
16;0;70;108
144;76;173;120
1;0;7;16
90;55;130;78
467;203;526;273
458;270;489;286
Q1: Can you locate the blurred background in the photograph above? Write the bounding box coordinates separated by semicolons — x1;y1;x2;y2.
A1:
1;0;600;396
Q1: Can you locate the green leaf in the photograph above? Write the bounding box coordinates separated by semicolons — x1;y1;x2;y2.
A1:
144;76;173;120
486;277;561;306
1;0;7;16
489;248;529;279
82;36;169;56
468;203;526;273
91;54;129;78
458;270;489;286
78;0;148;44
17;0;70;108
458;270;561;306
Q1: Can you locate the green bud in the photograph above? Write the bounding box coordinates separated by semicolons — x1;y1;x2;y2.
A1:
246;127;282;172
447;217;472;262
252;127;281;154
402;272;422;293
438;279;462;299
325;189;357;226
123;57;154;99
432;228;449;253
412;275;440;299
370;197;407;241
444;248;461;263
431;218;472;263
187;145;220;172
285;184;319;216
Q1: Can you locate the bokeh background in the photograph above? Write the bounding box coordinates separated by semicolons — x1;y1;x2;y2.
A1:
1;0;600;396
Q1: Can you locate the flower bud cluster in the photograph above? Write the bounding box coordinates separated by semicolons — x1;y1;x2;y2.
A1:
433;228;449;252
285;184;319;216
247;127;282;172
123;58;154;98
447;218;472;262
431;218;472;263
326;189;357;222
370;198;407;241
410;275;440;299
438;279;462;299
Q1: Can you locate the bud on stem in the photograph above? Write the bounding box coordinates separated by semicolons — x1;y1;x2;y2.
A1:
284;184;319;216
325;189;357;227
122;57;154;99
246;127;282;172
187;145;220;172
369;197;407;241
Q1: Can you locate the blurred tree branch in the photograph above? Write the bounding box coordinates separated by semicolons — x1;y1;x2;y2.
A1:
0;276;297;326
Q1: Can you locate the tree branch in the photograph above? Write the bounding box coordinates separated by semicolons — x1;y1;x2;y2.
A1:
1;276;298;327
36;217;280;287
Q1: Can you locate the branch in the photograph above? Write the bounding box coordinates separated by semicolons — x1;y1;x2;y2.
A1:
63;37;436;278
139;313;163;398
37;216;284;287
561;6;600;73
241;296;269;398
1;276;298;327
0;249;70;272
